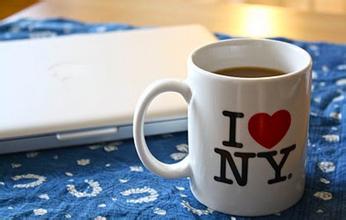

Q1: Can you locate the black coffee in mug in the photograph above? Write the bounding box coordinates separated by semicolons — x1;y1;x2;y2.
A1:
214;66;286;78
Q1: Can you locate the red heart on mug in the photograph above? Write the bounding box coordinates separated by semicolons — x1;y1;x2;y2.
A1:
248;110;291;149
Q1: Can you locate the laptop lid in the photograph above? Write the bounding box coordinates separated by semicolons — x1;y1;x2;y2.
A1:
0;24;217;140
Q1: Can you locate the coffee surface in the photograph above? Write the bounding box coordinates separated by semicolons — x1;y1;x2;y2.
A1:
214;67;286;78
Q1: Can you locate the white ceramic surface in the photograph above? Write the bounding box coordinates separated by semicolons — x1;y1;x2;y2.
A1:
133;39;312;216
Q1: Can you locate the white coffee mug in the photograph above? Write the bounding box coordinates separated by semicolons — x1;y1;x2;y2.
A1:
133;39;312;216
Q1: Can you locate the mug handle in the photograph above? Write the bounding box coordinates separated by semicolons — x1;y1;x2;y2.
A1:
133;79;192;178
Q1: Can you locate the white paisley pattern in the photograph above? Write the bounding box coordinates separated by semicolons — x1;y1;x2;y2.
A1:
33;208;47;216
130;166;143;172
121;187;159;204
76;159;90;166
314;191;333;201
170;144;188;161
26;152;39;158
181;200;214;216
11;163;22;168
119;178;129;183
12;174;46;189
322;134;340;142
318;161;336;173
38;194;50;200
66;180;102;198
104;141;122;152
153;207;166;216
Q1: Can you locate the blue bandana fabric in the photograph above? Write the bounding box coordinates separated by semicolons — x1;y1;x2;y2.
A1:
0;18;346;220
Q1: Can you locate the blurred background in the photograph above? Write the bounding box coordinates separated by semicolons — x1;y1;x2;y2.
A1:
3;0;346;18
1;0;346;42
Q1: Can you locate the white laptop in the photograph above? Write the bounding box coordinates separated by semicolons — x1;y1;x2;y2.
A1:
0;24;217;154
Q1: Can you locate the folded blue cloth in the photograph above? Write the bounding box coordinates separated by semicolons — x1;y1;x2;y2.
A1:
0;18;345;219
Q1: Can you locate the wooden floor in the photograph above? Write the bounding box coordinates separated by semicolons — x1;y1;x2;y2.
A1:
1;0;346;20
0;0;37;20
238;0;346;14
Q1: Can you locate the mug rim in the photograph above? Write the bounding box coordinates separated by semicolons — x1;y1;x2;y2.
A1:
189;38;312;81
